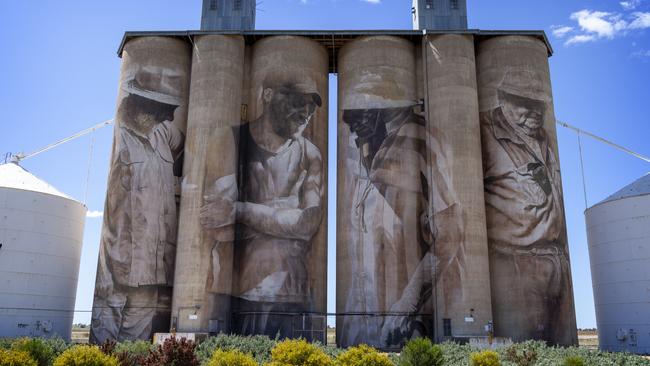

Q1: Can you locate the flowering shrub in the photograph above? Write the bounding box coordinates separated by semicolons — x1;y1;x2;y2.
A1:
470;350;500;366
141;336;199;366
0;349;37;366
197;334;277;364
267;339;333;366
207;349;258;366
336;344;393;366
53;345;118;366
10;338;54;366
398;338;443;366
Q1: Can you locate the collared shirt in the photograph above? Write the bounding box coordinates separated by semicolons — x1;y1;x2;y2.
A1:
97;121;183;288
481;107;565;248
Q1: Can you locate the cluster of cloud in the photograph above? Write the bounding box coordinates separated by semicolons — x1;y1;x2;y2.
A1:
86;210;103;218
551;1;650;46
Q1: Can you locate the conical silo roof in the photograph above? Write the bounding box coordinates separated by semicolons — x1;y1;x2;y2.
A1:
0;162;74;200
597;172;650;205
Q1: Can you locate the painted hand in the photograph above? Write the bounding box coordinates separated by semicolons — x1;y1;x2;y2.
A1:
200;198;236;229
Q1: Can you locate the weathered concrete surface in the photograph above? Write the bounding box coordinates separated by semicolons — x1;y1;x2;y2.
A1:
423;34;493;341
90;36;192;343
171;35;245;333
477;35;577;345
234;35;328;340
337;36;435;350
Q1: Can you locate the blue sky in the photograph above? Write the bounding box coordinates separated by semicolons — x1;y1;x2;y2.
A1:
1;0;649;329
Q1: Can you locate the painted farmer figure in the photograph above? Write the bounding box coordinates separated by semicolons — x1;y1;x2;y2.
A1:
481;69;575;344
91;68;184;343
341;103;462;349
200;79;324;338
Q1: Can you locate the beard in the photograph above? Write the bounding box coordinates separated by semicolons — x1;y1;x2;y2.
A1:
269;102;307;139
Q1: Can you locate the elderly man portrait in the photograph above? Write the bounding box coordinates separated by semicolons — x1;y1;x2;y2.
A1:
481;69;575;345
200;79;324;339
90;68;185;343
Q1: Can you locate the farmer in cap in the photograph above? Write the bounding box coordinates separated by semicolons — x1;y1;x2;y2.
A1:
90;66;185;343
200;77;324;339
481;69;575;345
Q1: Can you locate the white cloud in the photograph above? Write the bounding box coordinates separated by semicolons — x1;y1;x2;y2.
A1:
565;34;597;46
629;11;650;28
631;49;650;57
620;0;642;10
551;25;574;38
86;210;103;218
554;7;650;47
363;0;381;3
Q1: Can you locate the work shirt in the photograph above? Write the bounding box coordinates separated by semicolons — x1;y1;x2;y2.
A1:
96;121;183;288
481;107;565;249
233;124;323;304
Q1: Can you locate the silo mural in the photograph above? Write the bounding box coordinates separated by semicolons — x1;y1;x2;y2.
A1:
337;35;464;350
90;36;192;343
171;34;246;334
477;36;577;345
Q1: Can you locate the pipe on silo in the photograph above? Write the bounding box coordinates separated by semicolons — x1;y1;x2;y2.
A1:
171;35;246;333
90;36;192;343
230;35;329;341
422;34;493;341
337;36;434;350
476;35;577;345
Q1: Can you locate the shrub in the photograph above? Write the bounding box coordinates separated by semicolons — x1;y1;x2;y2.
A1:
503;343;537;366
267;339;333;366
470;350;500;366
53;345;119;366
336;344;393;366
113;340;153;366
563;355;585;366
141;336;199;366
0;349;38;366
42;338;70;358
0;340;14;351
207;349;258;366
196;335;277;364
10;338;55;366
398;338;443;366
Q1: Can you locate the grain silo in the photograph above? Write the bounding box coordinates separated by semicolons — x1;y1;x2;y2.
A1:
0;162;86;340
585;173;650;355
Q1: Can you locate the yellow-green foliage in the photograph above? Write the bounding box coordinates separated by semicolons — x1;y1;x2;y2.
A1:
470;350;500;366
53;345;119;366
10;338;54;366
336;344;393;366
267;339;333;366
0;349;38;366
563;355;586;366
207;349;258;366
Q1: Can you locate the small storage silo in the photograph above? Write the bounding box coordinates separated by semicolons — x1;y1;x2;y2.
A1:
585;173;650;355
0;162;86;340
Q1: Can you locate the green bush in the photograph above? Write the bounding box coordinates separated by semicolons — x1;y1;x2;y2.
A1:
563;355;585;366
196;335;277;364
336;344;393;366
503;342;538;366
0;340;14;351
398;338;443;366
267;339;333;366
0;349;38;366
207;349;258;366
470;350;500;366
10;338;55;366
53;345;119;366
141;336;199;366
42;338;70;358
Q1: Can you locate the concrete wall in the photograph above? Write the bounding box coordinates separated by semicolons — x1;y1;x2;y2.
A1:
477;35;577;345
422;34;492;341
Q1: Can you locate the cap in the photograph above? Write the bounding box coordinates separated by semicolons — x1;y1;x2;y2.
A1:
497;68;550;103
121;66;184;106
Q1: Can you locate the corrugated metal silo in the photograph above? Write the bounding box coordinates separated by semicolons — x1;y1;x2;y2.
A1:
0;163;86;340
585;173;650;355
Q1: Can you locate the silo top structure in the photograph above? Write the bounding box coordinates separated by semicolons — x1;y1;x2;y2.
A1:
201;0;256;30
412;0;468;30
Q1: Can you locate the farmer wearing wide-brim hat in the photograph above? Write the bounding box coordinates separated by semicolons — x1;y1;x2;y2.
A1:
91;66;185;343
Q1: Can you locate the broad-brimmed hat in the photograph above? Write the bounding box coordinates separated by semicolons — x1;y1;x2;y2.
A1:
262;76;322;107
497;69;550;103
121;66;183;106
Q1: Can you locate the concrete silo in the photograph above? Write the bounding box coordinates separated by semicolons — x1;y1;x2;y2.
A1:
0;163;86;340
585;173;650;355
